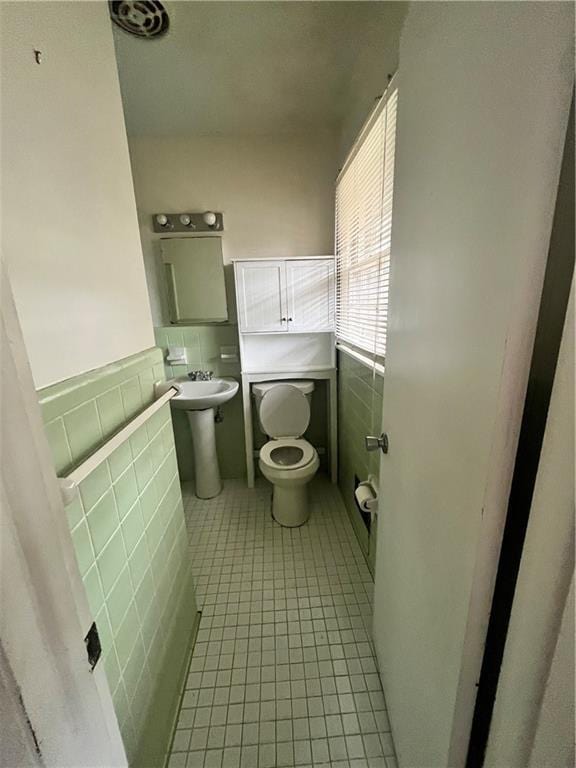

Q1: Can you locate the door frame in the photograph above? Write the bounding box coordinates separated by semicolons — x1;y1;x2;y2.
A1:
465;97;575;768
0;263;126;767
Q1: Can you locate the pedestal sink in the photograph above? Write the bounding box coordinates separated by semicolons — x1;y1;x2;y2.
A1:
170;377;239;499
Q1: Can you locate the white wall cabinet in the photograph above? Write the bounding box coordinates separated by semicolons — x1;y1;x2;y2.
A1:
234;258;335;333
234;260;287;332
285;259;335;332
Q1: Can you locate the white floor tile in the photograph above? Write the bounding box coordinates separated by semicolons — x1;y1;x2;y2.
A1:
170;476;397;768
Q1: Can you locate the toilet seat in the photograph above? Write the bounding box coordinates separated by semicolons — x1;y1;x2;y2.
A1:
258;384;310;438
260;438;316;471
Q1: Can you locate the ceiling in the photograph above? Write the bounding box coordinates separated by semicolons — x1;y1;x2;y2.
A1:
113;1;406;137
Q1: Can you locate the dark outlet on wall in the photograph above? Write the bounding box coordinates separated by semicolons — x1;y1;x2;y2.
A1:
354;474;372;533
84;622;102;671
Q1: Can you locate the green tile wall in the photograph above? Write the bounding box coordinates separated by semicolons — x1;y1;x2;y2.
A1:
154;325;246;481
38;347;198;767
337;349;384;573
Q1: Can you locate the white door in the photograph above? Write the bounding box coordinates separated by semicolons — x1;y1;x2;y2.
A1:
235;260;287;333
371;4;573;767
285;259;335;332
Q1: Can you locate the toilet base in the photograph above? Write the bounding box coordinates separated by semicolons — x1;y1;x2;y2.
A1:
272;484;310;527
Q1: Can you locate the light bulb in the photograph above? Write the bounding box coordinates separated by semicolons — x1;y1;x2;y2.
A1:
179;214;191;226
156;214;169;227
203;211;217;227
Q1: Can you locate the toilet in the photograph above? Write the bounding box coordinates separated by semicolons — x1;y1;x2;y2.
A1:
253;381;319;527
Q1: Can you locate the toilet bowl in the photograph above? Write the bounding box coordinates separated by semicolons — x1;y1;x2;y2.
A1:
254;383;319;527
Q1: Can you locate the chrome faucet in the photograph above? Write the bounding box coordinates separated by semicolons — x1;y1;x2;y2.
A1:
188;370;213;381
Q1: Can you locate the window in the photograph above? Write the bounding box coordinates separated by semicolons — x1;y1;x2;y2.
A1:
335;82;398;368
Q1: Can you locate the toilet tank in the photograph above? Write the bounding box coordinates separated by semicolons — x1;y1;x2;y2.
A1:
252;380;315;435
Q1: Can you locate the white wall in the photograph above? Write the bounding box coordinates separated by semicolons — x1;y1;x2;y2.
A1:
337;2;407;162
1;1;154;389
371;2;574;766
127;134;338;325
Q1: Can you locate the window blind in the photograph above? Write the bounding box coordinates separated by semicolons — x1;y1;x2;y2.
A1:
335;85;398;365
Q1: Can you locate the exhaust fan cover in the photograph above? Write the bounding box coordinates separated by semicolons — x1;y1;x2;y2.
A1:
109;1;169;39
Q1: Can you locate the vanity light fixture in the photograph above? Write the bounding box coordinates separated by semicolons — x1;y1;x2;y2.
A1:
152;211;224;233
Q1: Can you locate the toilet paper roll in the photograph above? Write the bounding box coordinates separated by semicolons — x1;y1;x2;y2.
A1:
354;482;378;514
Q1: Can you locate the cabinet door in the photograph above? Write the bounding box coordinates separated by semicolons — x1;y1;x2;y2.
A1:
235;261;288;332
285;259;335;332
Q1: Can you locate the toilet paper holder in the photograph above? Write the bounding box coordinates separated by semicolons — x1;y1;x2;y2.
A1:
354;478;379;516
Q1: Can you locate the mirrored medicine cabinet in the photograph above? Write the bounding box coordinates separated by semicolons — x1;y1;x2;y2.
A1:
161;236;228;324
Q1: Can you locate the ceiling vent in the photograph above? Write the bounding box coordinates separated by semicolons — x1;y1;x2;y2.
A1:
109;1;169;39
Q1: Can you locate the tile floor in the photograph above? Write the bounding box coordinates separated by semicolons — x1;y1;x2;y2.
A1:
168;475;397;768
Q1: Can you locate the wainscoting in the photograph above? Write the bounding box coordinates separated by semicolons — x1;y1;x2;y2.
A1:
38;347;198;766
337;350;384;573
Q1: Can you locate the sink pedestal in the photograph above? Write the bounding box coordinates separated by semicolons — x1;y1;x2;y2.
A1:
170;376;239;500
187;408;222;499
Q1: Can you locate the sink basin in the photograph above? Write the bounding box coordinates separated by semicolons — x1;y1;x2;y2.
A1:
169;377;239;500
171;377;239;411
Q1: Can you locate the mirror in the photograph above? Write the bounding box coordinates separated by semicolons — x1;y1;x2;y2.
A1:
161;237;228;323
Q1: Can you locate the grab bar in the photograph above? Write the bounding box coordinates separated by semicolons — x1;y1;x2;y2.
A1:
59;381;180;505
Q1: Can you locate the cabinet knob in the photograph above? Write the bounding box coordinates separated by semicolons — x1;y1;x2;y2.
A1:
281;317;287;322
288;317;293;322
